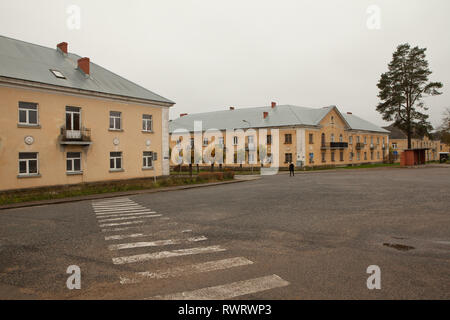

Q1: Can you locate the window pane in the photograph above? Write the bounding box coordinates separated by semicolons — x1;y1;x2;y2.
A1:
115;118;121;130
110;158;114;169
142;119;146;130
19;110;27;123
66;113;72;130
29;160;38;173
19;102;37;110
19;161;27;174
67;152;81;158
143;157;147;167
19;153;37;159
67;160;72;171
73;113;80;130
116;158;122;169
74;159;81;171
28;110;37;124
109;117;114;129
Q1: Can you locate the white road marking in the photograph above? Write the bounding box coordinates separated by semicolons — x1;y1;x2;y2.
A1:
93;199;133;204
182;230;193;233
93;204;140;209
96;211;157;218
94;206;146;212
105;233;145;241
99;220;146;228
98;214;162;223
108;236;207;251
148;274;289;300
95;209;152;215
112;245;226;265
101;222;178;233
120;257;254;284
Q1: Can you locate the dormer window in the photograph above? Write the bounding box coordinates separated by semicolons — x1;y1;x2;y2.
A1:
50;69;66;79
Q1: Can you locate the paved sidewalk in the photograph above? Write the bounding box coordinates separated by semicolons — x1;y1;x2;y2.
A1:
0;178;250;211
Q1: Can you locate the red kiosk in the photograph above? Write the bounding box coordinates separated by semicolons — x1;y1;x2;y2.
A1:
400;148;428;166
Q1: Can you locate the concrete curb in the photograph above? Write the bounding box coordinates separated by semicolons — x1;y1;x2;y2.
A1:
0;179;249;211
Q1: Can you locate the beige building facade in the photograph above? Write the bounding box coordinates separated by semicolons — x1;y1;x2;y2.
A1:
0;36;174;191
169;104;390;168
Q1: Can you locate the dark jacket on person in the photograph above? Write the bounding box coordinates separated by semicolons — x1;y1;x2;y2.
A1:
289;163;295;172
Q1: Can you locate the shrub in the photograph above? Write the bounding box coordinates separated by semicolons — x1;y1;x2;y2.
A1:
223;171;235;179
197;172;224;181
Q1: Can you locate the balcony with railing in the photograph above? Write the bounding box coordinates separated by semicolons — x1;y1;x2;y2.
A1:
355;142;365;150
321;142;348;149
60;126;92;145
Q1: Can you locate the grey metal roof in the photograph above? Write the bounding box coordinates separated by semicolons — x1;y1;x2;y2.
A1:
170;105;389;133
342;113;390;133
0;35;174;104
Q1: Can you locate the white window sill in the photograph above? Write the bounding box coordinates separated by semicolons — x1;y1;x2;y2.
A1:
17;174;41;179
66;171;83;176
18;124;41;129
109;128;123;132
142;167;154;171
109;169;124;172
142;130;154;134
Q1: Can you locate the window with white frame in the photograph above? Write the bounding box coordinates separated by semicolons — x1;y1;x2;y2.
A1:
18;102;38;125
142;114;153;132
19;152;38;175
330;134;335;143
110;152;123;170
218;137;224;145
349;136;353;144
339;134;343;142
248;136;254;144
66;152;81;173
357;152;361;160
349;152;353;161
109;111;122;130
143;151;153;169
233;136;238;145
364;136;367;144
203;137;209;146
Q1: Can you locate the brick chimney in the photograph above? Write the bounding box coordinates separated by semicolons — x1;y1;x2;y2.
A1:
263;112;269;119
180;113;188;117
230;107;235;110
347;112;352;114
77;57;90;75
57;42;68;54
271;102;277;108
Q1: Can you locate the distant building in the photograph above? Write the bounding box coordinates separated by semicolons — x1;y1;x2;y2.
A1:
169;103;390;168
0;36;174;191
383;124;447;162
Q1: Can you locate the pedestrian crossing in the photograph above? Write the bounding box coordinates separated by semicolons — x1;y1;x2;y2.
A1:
91;196;289;299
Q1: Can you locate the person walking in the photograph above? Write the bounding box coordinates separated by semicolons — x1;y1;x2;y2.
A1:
289;162;295;177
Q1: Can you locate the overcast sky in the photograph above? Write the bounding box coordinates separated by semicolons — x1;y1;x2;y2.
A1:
1;0;449;128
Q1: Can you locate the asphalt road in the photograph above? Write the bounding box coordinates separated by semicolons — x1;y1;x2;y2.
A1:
0;167;449;299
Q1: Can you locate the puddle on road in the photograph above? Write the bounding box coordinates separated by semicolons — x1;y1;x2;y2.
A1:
383;242;415;251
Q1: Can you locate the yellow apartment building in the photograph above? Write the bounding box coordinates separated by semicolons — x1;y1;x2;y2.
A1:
0;36;174;191
169;103;390;168
383;124;447;162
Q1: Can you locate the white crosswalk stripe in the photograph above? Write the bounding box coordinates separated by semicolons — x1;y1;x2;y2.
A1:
96;211;157;219
120;257;254;284
95;209;153;216
147;274;290;300
108;236;207;251
112;246;226;265
105;233;146;241
99;220;146;228
98;214;162;223
94;207;147;213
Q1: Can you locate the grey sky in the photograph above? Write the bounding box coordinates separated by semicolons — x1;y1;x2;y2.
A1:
1;0;449;128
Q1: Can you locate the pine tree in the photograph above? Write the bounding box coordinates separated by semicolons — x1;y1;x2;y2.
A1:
376;43;443;148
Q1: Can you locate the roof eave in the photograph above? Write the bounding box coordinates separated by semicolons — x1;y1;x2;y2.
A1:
0;76;175;107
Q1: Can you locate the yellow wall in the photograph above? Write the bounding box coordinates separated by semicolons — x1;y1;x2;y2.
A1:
0;86;166;191
169;108;390;168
